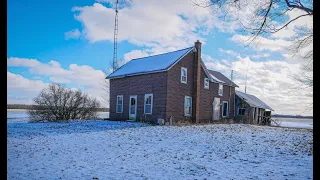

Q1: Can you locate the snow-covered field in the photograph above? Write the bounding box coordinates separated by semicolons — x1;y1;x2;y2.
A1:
8;120;313;180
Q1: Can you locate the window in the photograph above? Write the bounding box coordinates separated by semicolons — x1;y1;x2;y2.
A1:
116;95;123;113
181;67;187;83
144;94;153;114
218;84;223;96
238;108;245;116
222;101;228;117
204;78;209;89
184;96;192;116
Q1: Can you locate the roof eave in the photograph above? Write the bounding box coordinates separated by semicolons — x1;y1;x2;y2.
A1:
106;69;168;79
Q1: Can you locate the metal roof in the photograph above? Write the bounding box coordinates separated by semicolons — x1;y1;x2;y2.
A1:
236;90;274;111
208;70;238;87
106;47;194;79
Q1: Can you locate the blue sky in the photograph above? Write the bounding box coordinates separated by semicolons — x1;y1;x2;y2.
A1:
7;0;313;115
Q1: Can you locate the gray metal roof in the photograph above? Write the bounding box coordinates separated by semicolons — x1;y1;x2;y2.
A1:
208;70;239;87
236;90;274;111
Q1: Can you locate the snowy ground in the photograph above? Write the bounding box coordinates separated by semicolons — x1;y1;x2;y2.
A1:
8;121;313;180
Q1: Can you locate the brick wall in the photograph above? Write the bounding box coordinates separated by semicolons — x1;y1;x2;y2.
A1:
109;72;168;122
166;51;195;123
199;68;235;123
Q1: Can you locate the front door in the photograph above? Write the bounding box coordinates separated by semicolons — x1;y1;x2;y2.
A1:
129;95;137;120
212;97;220;121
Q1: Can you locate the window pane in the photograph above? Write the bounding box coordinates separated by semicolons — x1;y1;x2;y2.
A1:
185;106;190;115
131;98;135;105
145;96;151;105
145;104;151;114
118;96;122;104
182;69;186;76
117;104;122;112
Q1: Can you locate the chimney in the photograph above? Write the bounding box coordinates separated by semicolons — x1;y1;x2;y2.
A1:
193;40;201;123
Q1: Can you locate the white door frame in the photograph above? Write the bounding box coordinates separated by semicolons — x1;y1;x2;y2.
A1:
212;97;220;121
129;95;137;120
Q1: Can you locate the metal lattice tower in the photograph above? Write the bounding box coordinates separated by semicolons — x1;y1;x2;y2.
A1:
112;0;119;72
230;70;234;81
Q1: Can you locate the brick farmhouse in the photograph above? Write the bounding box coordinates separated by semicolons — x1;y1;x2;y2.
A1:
106;41;240;124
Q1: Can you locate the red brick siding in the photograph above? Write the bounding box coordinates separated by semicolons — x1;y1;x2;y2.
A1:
166;51;195;123
109;72;168;121
199;68;235;123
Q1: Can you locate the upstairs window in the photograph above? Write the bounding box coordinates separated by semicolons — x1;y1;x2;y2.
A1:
184;96;192;116
181;67;187;84
218;84;223;96
238;108;245;116
204;78;209;89
116;95;123;113
144;94;153;114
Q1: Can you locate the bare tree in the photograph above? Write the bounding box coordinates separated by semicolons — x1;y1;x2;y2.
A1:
192;0;312;40
100;58;127;108
100;68;111;107
193;0;313;99
28;83;100;122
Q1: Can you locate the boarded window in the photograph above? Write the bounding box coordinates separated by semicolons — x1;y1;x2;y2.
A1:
184;96;192;116
181;67;187;83
218;84;223;96
204;78;209;89
222;101;228;117
144;94;153;114
238;108;245;116
116;95;123;113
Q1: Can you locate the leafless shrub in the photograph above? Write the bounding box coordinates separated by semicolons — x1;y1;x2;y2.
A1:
28;83;100;122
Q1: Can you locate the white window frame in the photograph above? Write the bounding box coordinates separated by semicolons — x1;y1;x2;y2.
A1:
204;78;209;89
116;95;123;113
181;67;187;84
144;94;153;114
222;101;228;117
218;84;223;96
238;108;245;116
184;96;192;116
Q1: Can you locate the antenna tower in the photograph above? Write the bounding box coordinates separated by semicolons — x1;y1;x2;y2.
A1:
230;70;234;81
112;0;119;72
244;61;249;93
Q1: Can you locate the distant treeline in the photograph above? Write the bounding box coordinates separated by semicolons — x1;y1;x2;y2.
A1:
7;104;109;112
272;114;313;119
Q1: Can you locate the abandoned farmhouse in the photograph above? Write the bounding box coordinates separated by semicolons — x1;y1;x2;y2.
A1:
106;41;273;124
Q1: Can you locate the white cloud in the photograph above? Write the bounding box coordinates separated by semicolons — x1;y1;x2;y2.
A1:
7;72;48;104
64;28;81;40
252;53;270;59
123;50;149;62
204;55;312;116
69;1;242;53
218;48;239;56
7;72;47;92
7;57;109;107
230;34;292;52
272;9;313;39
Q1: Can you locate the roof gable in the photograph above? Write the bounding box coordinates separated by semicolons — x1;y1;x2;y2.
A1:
236;90;274;111
208;69;238;87
106;47;194;79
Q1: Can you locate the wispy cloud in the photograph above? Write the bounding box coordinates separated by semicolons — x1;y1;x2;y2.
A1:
64;28;81;40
